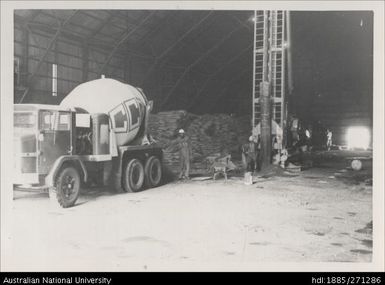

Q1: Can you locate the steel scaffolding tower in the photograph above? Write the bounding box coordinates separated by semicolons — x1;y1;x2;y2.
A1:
252;10;288;135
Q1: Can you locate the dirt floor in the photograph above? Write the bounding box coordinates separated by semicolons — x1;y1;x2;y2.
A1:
2;150;373;271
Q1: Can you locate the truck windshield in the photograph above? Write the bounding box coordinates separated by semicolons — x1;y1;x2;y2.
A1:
40;111;70;131
14;112;36;128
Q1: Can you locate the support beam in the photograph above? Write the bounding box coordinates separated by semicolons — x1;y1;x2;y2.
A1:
286;11;293;95
234;80;253;115
98;11;155;76
260;11;272;170
190;77;211;108
228;14;252;31
134;11;177;49
208;68;250;113
15;22;152;71
114;10;157;30
260;81;272;169
22;27;29;85
124;39;131;83
15;15;155;66
15;12;42;51
25;11;101;40
124;54;131;83
182;69;250;112
140;11;214;86
281;11;291;148
86;13;115;41
14;14;86;43
80;10;135;33
82;41;89;82
30;25;153;60
160;23;247;109
19;10;79;103
38;10;121;39
25;10;42;24
209;44;252;77
51;10;63;26
192;43;253;104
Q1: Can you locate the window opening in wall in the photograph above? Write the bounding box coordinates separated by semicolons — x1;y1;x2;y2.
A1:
52;63;58;97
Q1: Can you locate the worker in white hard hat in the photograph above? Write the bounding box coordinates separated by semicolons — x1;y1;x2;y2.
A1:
242;135;259;172
177;129;192;179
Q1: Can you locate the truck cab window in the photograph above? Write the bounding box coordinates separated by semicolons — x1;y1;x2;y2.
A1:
57;112;70;131
124;100;140;130
14;112;36;128
40;111;55;130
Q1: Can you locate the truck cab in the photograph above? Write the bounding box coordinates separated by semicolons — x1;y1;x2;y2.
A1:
14;104;74;187
13;104;110;208
14;102;163;208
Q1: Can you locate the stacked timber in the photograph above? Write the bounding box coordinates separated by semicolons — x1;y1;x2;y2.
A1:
148;111;251;175
148;110;194;174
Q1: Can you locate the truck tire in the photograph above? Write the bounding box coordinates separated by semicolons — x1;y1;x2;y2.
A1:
123;158;144;192
54;166;81;208
144;156;162;188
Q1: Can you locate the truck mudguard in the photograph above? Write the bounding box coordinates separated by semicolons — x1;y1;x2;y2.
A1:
45;155;88;187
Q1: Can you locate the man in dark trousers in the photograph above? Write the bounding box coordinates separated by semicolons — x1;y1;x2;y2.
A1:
177;129;192;179
242;136;259;172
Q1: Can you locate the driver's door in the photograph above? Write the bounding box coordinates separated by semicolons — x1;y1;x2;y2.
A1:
38;110;72;174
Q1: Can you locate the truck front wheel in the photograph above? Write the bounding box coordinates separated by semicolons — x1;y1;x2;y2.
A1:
144;156;162;188
123;158;144;192
54;166;81;208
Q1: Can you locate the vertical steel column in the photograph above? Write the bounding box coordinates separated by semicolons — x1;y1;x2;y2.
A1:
124;55;131;83
82;41;89;83
22;28;29;86
281;11;287;148
282;11;292;149
252;10;257;129
260;11;272;169
286;11;293;95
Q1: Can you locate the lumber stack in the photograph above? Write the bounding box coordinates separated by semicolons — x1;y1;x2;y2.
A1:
149;111;251;175
148;110;192;174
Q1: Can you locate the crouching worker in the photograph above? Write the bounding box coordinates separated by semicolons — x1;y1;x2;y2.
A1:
177;129;192;180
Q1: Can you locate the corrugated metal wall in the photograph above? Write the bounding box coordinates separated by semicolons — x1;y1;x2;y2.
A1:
14;25;126;105
13;25;178;113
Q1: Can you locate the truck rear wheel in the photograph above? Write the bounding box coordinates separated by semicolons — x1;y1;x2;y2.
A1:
144;156;162;188
54;166;81;208
123;158;144;192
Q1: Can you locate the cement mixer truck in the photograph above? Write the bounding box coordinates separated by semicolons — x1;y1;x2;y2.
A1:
13;78;163;207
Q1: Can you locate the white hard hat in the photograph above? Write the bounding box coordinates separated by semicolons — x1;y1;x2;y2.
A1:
249;136;253;141
179;129;185;134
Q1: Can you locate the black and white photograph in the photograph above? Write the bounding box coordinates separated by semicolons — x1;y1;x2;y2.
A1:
1;1;384;273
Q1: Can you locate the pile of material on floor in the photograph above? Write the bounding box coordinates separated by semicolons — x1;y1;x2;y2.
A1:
148;111;250;175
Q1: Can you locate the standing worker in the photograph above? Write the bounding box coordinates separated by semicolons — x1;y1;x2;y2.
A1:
242;136;258;173
289;114;300;147
326;129;332;151
256;134;261;171
177;129;192;180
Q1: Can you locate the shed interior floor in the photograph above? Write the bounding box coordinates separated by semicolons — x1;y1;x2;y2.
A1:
3;151;373;271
